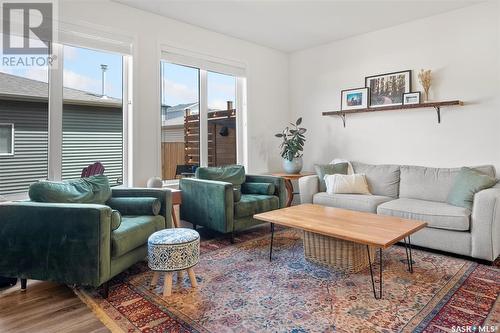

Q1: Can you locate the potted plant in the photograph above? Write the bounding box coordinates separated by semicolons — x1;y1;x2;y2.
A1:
275;117;307;174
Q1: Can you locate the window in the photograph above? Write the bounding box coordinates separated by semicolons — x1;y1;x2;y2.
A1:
160;62;199;181
0;124;14;155
207;71;237;167
62;45;124;185
0;34;130;197
160;54;245;182
0;34;49;195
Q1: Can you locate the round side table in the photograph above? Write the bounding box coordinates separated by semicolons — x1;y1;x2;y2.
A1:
147;228;200;297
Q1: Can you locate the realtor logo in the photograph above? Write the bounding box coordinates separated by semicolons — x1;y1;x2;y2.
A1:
2;2;53;54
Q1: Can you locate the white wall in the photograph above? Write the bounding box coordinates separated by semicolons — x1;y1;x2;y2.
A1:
290;1;500;172
60;0;289;186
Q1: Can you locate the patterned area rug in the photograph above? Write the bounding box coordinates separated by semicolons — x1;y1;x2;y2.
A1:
74;227;500;333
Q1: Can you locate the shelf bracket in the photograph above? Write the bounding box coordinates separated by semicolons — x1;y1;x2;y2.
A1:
434;106;441;123
336;113;346;128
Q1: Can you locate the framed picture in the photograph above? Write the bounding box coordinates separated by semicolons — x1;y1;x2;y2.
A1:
365;70;411;107
403;92;421;105
341;87;369;110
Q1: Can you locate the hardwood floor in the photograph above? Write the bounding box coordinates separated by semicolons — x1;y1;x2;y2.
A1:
0;280;109;333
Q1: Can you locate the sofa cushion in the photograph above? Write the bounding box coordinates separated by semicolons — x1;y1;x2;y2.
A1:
314;163;348;192
196;165;246;185
106;197;161;216
28;175;111;204
234;194;279;219
447;167;497;210
377;198;471;231
111;215;164;258
241;182;276;195
351;162;400;198
399;165;495;202
313;192;392;213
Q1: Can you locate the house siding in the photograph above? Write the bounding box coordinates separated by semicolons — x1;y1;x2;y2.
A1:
0;100;123;195
0;101;48;195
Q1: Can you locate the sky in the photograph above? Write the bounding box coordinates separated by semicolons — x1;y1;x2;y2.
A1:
161;61;236;110
0;38;123;99
1;40;235;108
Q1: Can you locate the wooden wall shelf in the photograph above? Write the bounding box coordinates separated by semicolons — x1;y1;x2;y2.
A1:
322;100;463;127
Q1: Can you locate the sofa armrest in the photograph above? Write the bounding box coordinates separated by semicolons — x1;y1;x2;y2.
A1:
0;201;112;287
111;187;172;228
246;175;286;208
298;175;319;204
471;187;500;261
179;178;234;233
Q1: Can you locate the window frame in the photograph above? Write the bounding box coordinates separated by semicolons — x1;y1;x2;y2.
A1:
1;42;131;200
0;123;15;157
160;46;247;173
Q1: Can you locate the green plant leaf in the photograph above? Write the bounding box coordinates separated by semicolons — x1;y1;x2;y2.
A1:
296;117;302;125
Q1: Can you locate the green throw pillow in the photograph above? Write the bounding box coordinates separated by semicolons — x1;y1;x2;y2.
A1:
111;210;122;231
29;175;111;204
314;163;349;192
241;182;276;195
447;167;497;210
106;197;161;216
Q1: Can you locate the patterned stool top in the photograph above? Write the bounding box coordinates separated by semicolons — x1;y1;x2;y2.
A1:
148;228;199;246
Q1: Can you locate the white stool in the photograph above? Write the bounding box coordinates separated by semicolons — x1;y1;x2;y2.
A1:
147;228;200;297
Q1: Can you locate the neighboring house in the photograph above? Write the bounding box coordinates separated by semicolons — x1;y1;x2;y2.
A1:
0;72;123;195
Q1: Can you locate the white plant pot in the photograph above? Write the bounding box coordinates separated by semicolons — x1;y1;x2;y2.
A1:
282;157;303;174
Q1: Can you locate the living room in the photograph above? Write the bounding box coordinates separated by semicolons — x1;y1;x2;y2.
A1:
0;0;499;332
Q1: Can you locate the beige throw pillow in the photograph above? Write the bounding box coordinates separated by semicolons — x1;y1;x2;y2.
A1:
324;173;371;195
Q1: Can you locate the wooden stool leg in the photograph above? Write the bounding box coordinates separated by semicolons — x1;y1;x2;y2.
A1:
177;270;184;282
163;272;173;297
151;271;160;287
187;268;197;288
171;206;180;228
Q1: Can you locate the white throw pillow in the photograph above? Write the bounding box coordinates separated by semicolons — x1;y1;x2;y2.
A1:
324;173;371;195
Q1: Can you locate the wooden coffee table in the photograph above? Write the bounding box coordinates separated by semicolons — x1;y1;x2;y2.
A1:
254;204;427;299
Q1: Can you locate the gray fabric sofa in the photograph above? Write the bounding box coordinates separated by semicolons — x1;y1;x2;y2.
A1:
299;161;500;262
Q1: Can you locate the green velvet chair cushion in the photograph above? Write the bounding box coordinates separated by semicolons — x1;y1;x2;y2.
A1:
106;197;161;216
234;194;279;219
314;163;349;192
28;175;111;204
241;182;275;195
233;186;242;202
111;210;122;231
196;165;246;185
111;215;165;258
447;167;497;210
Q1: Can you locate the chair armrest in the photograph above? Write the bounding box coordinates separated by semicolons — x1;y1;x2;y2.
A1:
298;175;319;204
471;187;500;261
179;178;234;233
0;201;112;287
111;187;172;228
245;175;286;208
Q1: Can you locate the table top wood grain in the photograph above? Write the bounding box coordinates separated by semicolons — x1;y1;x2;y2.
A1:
254;204;427;249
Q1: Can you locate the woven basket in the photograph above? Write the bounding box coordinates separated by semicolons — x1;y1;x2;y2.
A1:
303;231;376;273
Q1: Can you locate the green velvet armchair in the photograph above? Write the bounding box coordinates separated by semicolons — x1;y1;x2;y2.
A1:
0;187;172;297
180;165;286;242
